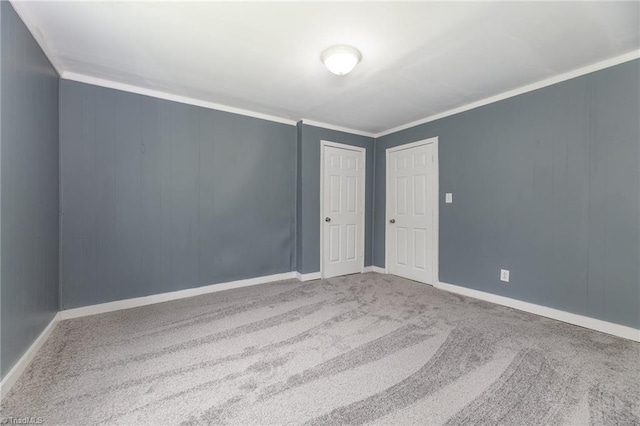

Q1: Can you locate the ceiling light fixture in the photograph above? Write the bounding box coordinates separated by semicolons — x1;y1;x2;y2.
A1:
321;45;362;76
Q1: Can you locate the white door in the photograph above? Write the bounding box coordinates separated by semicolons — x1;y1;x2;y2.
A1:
322;143;365;279
386;139;438;284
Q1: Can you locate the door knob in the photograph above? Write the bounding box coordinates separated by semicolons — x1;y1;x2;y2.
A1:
325;217;331;222
389;219;396;224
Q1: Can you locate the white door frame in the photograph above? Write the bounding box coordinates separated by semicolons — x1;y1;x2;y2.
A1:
320;140;366;279
385;137;439;284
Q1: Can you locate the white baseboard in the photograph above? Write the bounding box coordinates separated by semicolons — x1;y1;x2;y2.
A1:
59;271;297;320
300;269;379;279
1;313;62;400
60;268;377;320
4;272;635;402
366;266;387;274
2;271;299;399
296;271;322;282
436;281;640;342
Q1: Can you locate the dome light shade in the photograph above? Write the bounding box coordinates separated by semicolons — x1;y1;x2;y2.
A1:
321;45;362;75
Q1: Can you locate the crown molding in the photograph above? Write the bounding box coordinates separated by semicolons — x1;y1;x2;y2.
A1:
61;72;298;126
60;49;640;138
375;50;640;138
9;0;64;76
301;119;375;138
11;0;638;138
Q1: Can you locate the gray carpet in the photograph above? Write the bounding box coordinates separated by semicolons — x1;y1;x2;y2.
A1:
2;273;639;425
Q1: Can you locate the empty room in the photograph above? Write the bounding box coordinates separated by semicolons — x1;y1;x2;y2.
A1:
1;1;639;425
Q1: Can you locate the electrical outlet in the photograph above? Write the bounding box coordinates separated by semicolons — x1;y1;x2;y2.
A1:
445;193;453;204
500;269;510;283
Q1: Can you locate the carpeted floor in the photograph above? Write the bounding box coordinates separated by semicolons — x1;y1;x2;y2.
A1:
2;273;639;425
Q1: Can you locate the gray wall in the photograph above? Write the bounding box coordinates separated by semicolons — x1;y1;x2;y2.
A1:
60;80;296;309
1;2;59;378
297;123;375;274
374;60;640;329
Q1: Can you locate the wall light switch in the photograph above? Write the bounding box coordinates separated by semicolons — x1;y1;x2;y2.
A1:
500;269;510;283
445;193;453;204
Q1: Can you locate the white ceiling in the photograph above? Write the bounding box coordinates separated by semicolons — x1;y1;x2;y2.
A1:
15;1;640;134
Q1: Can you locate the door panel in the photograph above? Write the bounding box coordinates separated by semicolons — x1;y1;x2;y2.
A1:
330;175;341;212
346;224;357;261
329;225;341;263
322;145;365;278
397;227;408;266
414;228;427;270
346;177;357;212
414;175;426;215
387;142;437;284
397;176;408;214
